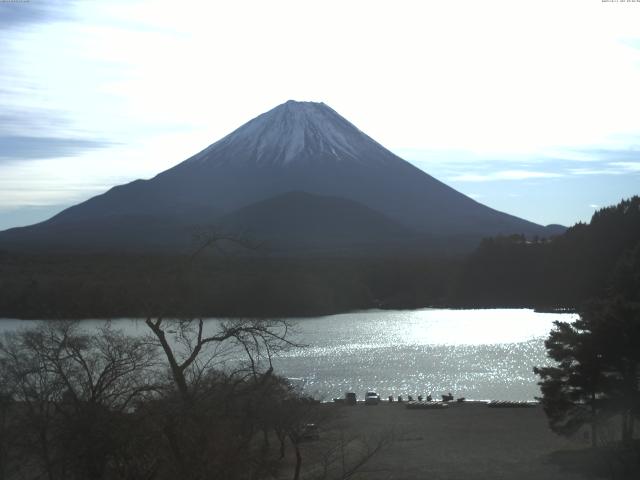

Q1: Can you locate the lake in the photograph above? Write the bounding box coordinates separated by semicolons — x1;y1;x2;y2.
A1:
0;308;575;401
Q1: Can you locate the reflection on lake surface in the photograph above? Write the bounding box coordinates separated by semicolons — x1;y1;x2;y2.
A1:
0;308;576;401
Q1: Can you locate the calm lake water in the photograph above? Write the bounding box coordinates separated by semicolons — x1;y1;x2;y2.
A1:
0;308;576;401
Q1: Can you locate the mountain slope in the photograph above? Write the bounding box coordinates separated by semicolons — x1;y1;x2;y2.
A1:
218;191;419;253
0;100;561;254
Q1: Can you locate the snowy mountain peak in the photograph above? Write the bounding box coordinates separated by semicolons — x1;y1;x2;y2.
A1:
0;100;554;254
185;100;398;167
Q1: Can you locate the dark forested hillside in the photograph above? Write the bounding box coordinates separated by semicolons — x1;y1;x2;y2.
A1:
0;197;637;319
0;251;457;319
453;196;640;308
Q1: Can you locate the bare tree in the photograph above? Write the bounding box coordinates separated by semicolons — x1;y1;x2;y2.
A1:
0;366;14;480
144;316;297;402
0;321;159;480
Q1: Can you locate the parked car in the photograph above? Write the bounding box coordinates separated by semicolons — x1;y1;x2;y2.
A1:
345;392;357;405
364;391;380;405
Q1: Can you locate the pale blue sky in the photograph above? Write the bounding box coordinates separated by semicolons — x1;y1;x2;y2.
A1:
1;0;639;230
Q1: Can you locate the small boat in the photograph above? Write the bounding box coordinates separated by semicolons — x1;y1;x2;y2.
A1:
406;401;449;410
487;400;537;408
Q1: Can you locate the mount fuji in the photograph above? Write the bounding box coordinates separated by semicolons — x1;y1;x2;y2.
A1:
0;100;563;254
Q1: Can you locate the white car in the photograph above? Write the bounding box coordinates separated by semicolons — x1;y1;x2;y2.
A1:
364;391;380;405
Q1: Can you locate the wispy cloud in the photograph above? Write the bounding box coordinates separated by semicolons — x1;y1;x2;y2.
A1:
0;3;113;163
609;161;640;172
568;161;640;176
0;1;73;29
0;105;78;136
449;170;564;182
0;107;113;162
0;159;118;209
0;135;112;162
584;147;640;162
568;167;624;176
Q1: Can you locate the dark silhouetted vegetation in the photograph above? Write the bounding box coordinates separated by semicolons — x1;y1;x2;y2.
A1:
453;196;640;309
0;253;457;319
0;230;391;479
0;318;388;480
534;297;640;477
0;196;638;318
534;205;640;477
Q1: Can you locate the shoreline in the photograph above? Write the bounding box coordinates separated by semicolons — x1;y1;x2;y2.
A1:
0;303;577;321
324;398;540;404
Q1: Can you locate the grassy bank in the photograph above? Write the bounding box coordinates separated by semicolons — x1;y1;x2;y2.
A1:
286;402;630;480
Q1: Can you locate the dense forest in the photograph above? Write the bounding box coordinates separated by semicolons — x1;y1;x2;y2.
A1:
0;196;638;319
0;252;456;319
453;196;640;308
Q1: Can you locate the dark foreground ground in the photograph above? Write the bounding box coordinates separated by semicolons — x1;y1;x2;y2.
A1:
285;402;632;480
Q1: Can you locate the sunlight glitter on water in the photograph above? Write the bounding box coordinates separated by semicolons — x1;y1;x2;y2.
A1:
273;309;577;401
0;308;577;401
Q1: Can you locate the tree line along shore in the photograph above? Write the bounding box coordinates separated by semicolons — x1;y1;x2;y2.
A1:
0;197;638;319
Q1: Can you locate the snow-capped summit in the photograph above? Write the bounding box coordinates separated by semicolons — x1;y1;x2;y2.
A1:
0;100;561;254
186;100;396;167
